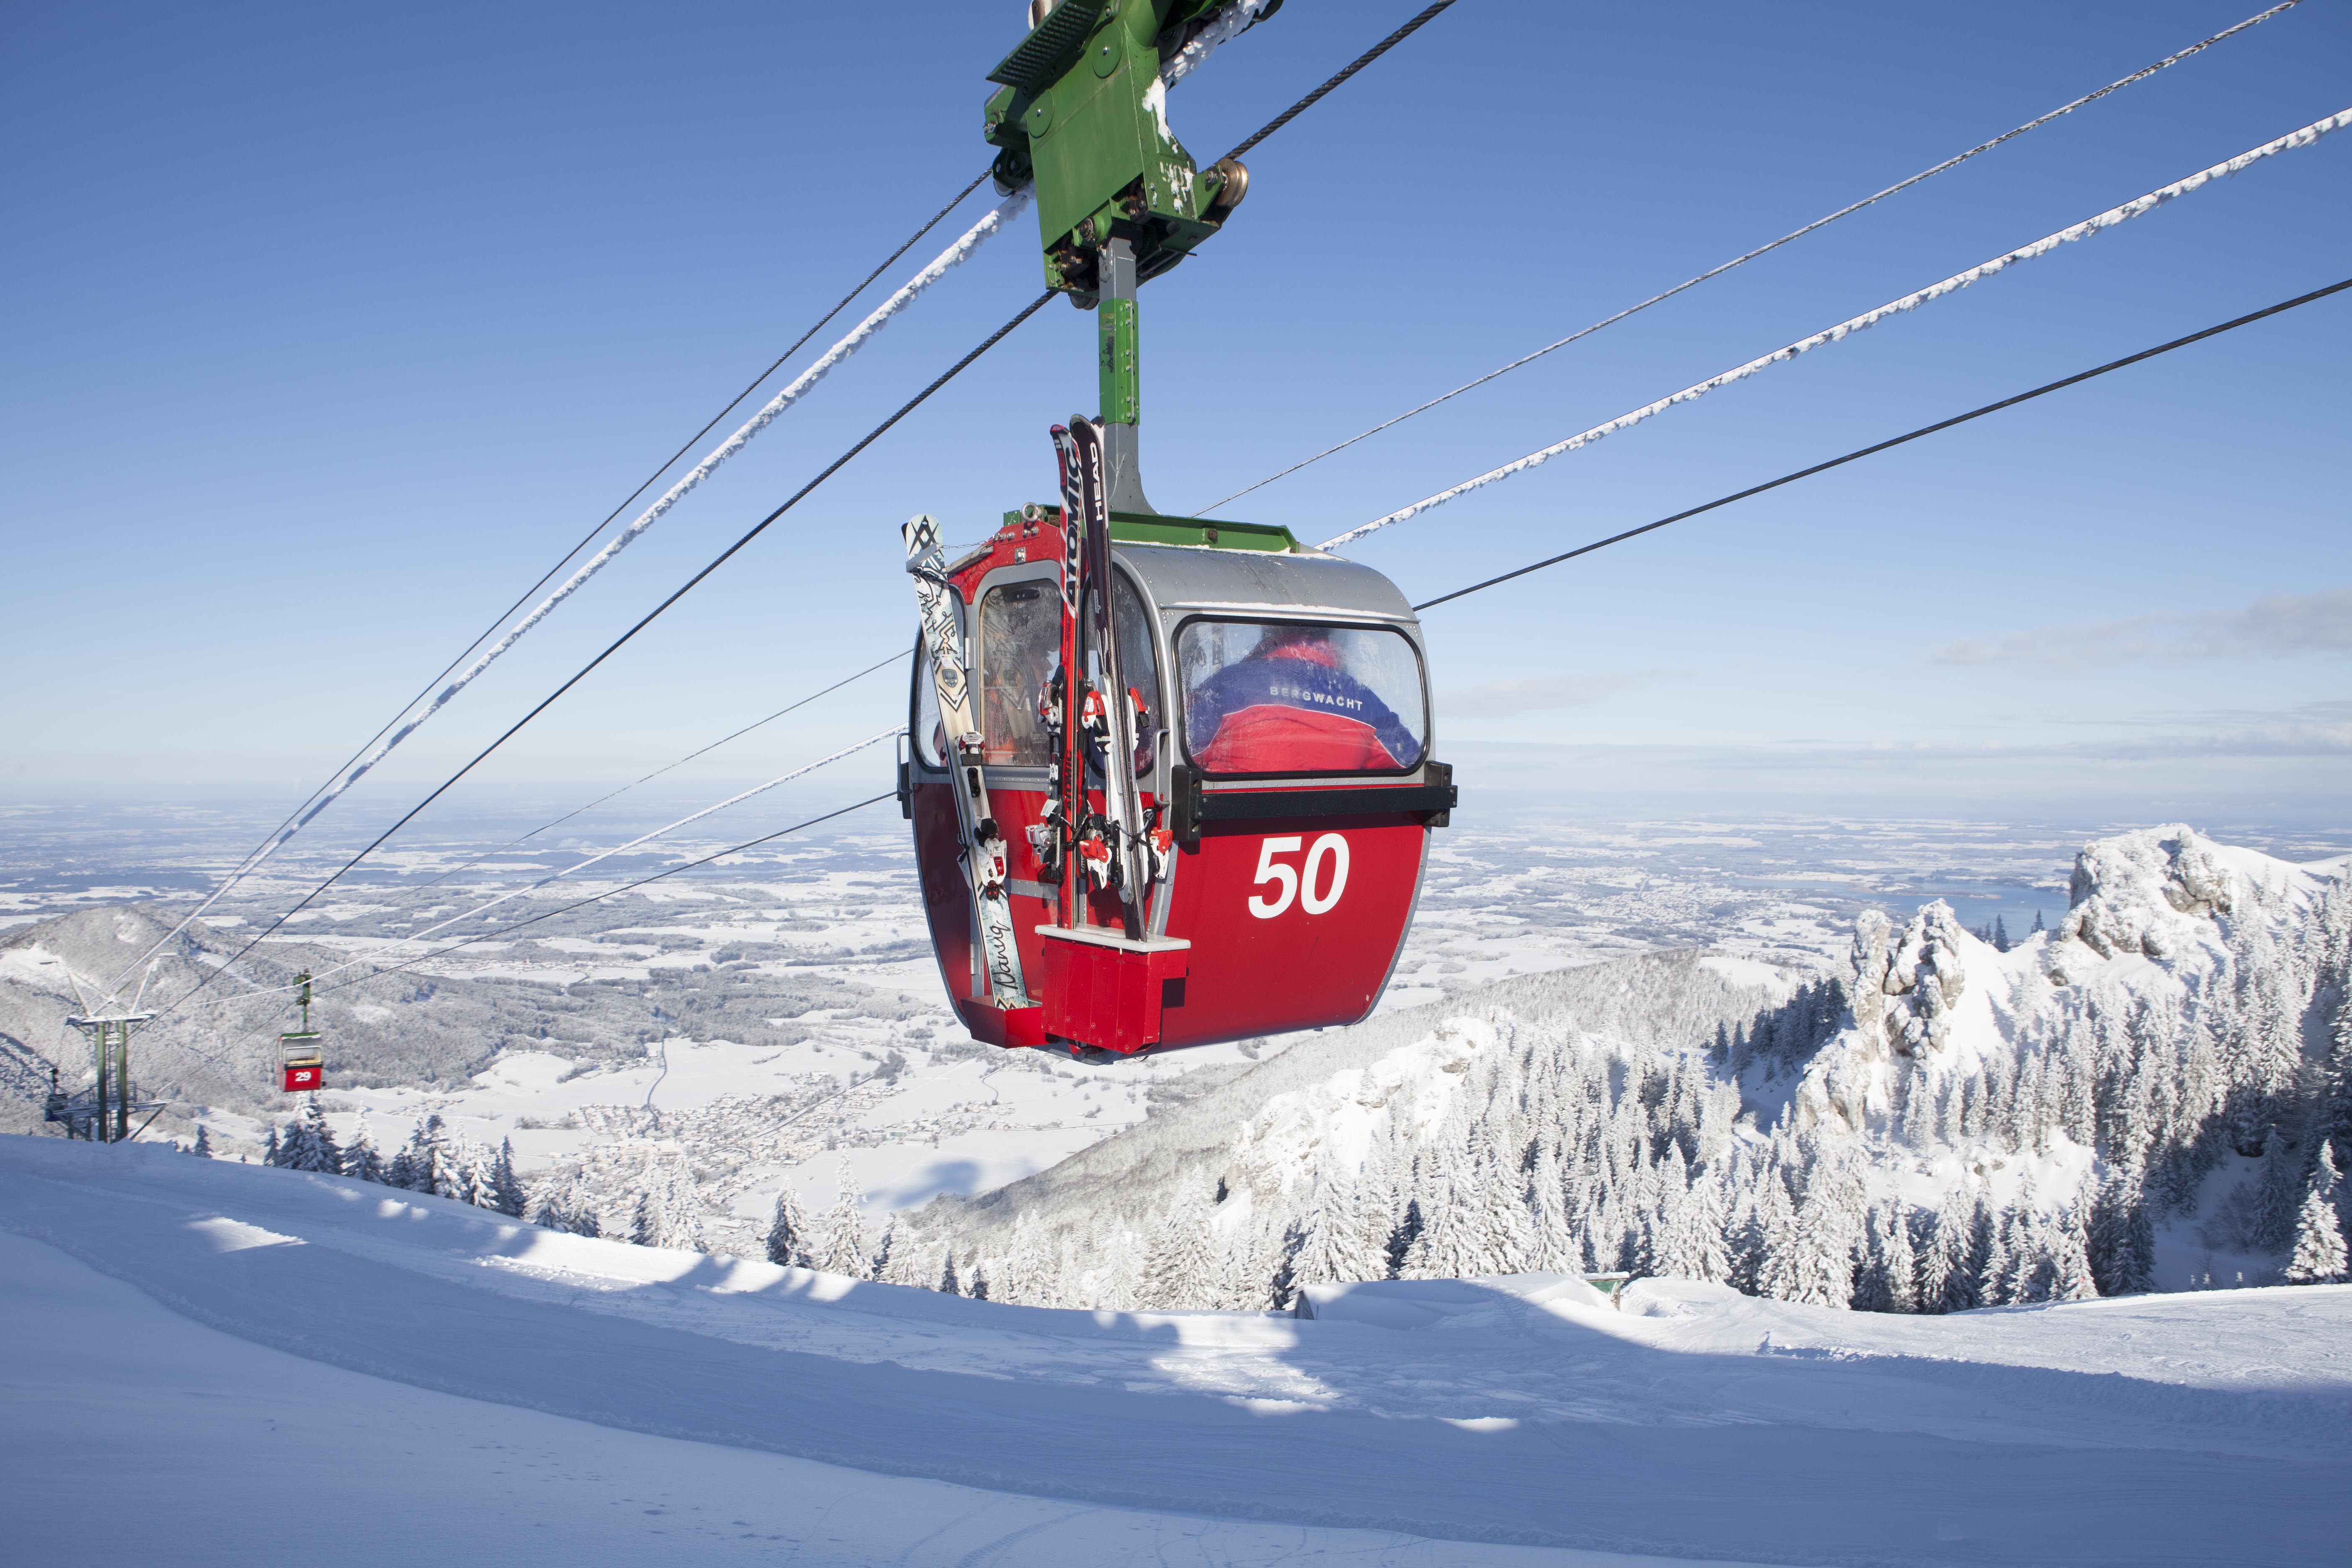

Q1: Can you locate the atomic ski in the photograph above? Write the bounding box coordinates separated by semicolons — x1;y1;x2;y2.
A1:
903;514;1030;1007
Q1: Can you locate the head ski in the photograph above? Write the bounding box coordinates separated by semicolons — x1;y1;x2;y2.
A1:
903;513;1031;1008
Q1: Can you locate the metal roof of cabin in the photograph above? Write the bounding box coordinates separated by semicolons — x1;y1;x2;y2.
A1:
1113;542;1416;626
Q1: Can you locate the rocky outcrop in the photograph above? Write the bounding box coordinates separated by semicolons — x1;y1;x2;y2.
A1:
1849;900;1971;1060
2046;825;2234;983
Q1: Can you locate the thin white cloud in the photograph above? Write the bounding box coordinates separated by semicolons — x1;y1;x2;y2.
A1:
1441;670;1684;717
1928;588;2352;669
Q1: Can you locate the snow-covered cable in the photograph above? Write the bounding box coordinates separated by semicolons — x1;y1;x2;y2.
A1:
401;648;909;901
1411;276;2352;611
1324;104;2352;549
203;190;1026;902
108;181;1006;992
179;727;905;1008
312;793;897;995
1204;0;2307;517
155;290;1058;1028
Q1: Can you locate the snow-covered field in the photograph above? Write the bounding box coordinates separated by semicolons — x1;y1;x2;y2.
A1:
6;807;2264;1239
4;1136;2344;1565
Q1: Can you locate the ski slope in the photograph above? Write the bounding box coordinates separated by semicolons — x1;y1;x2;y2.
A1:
4;1137;2346;1565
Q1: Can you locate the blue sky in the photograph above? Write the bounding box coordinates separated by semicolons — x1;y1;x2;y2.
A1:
3;0;2346;832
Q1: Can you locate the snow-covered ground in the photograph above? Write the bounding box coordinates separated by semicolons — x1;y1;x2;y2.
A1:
13;809;2256;1236
4;1136;2344;1566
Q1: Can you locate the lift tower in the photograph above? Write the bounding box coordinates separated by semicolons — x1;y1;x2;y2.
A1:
59;1010;157;1142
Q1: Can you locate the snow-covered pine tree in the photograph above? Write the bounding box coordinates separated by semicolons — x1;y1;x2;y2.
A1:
937;1250;962;1296
641;1155;704;1251
765;1182;812;1268
449;1137;503;1210
1294;1178;1384;1288
1402;1114;1481;1280
2088;1158;2156;1297
540;1172;603;1236
1265;1218;1307;1312
990;1217;1038;1305
1383;1197;1422;1282
1526;1142;1580;1274
2251;1127;2302;1253
1658;1166;1731;1284
815;1160;869;1279
2323;995;2352;1179
1959;1068;1989;1142
342;1113;384;1184
1851;1205;1895;1314
1143;1190;1219;1308
189;1124;214;1158
1963;1194;1998;1311
1917;1189;1954;1313
2016;1056;2048;1157
435;1134;477;1203
1879;1201;1919;1313
2286;1142;2349;1284
2002;1195;2057;1305
1462;1121;1540;1276
1788;1150;1861;1309
488;1139;527;1217
526;1181;572;1233
395;1115;444;1194
262;1126;282;1166
628;1191;654;1248
870;1220;897;1283
277;1101;341;1173
2050;1203;2098;1302
1755;1168;1802;1302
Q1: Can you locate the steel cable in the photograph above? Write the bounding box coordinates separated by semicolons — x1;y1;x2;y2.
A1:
1412;276;2352;611
1217;0;1459;164
150;295;1055;1024
312;794;899;995
1202;0;2306;516
111;173;995;989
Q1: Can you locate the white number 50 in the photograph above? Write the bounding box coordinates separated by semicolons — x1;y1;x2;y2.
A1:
1248;833;1349;919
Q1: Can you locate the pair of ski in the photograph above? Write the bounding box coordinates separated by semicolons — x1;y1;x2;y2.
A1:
900;418;1161;1015
1047;417;1161;941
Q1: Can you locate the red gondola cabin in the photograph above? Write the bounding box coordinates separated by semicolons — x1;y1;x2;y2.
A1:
903;511;1453;1056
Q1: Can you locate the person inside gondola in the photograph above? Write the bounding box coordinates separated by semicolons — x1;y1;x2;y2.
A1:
1185;623;1423;774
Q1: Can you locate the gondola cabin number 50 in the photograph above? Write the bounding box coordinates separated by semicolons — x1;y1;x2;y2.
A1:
1248;833;1351;918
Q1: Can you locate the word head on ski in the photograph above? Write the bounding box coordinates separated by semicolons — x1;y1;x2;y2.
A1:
903;514;1029;1007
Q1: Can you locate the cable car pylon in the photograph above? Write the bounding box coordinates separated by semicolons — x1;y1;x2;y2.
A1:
903;2;1455;1059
